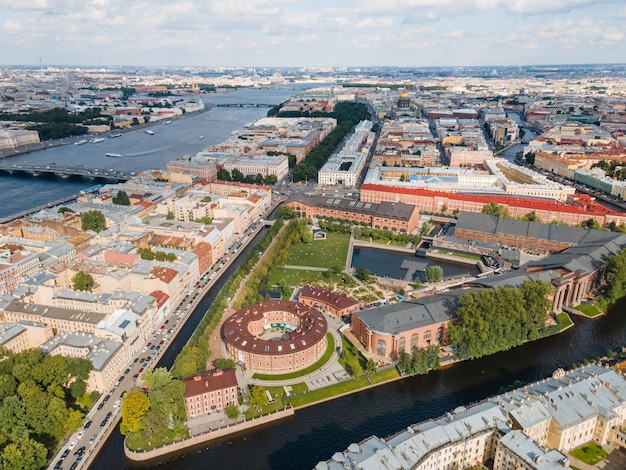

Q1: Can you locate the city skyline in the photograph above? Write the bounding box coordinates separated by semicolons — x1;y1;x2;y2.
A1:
1;0;625;68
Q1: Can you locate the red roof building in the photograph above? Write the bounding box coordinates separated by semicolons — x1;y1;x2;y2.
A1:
183;369;238;418
298;286;359;318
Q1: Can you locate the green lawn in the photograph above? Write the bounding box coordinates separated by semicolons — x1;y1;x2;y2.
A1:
556;312;573;330
252;334;335;380
286;376;372;407
126;426;189;452
575;303;602;317
287;232;350;269
569;442;607;465
370;367;400;384
268;268;353;296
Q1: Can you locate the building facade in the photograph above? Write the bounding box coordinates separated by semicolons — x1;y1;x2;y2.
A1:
222;300;328;374
183;368;238;419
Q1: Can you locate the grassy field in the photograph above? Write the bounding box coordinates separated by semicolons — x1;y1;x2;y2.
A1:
556;312;573;330
575;303;602;317
370;367;400;384
570;442;607;465
126;427;189;452
286;376;371;407
286;232;350;269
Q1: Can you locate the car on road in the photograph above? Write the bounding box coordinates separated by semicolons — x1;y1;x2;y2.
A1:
97;401;105;411
74;446;85;456
138;367;144;373
132;374;139;380
113;399;121;408
142;346;148;352
84;420;92;429
70;461;78;470
77;429;85;439
61;449;70;459
54;460;63;469
145;356;152;362
89;435;96;445
68;439;78;450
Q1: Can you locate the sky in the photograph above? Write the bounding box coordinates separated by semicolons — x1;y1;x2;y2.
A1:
1;0;625;68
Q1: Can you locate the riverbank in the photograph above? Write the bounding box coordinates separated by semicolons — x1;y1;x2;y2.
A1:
0;99;214;160
124;407;294;462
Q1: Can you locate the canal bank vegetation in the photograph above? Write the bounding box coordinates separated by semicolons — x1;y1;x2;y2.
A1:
597;248;626;312
121;368;188;452
170;220;287;379
448;280;557;360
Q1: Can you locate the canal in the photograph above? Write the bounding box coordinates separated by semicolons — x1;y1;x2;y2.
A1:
90;252;626;470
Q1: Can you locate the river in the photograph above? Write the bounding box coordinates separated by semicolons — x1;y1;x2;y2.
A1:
89;298;626;470
4;90;625;470
0;85;312;219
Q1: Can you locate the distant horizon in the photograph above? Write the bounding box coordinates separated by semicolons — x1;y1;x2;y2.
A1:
2;62;626;70
2;1;624;68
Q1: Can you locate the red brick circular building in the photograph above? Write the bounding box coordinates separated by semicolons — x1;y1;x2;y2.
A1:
222;300;328;374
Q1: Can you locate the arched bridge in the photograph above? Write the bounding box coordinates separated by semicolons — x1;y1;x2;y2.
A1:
0;163;134;182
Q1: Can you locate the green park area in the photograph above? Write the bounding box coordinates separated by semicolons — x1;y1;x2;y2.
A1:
556;312;573;330
569;442;608;465
286;232;350;269
574;303;603;317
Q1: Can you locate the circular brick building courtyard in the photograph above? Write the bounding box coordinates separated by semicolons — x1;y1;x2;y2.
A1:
221;300;328;374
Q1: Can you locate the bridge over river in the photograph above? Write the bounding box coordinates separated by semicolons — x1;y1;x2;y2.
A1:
0;163;133;182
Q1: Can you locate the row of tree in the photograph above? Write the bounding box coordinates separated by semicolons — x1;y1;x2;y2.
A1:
0;348;92;469
290;102;371;182
447;280;556;360
601;248;626;309
216;168;278;186
397;345;440;375
170;220;285;378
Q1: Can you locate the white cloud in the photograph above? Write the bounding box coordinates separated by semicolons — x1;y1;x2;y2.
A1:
4;20;21;32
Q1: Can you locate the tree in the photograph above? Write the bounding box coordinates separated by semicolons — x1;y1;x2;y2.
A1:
217;168;231;181
0;437;47;470
225;403;240;420
81;210;106;232
58;207;74;214
522;211;540;222
355;267;371;282
72;271;95;292
301;230;313;244
275;205;296;220
166;211;175;220
248;386;267;412
195;216;212;225
120;389;150;435
346;356;363;378
112;190;131;205
365;358;377;375
424;265;444;283
481;201;509;218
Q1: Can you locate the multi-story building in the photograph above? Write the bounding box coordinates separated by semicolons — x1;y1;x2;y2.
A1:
321;364;626;469
183;368;238;419
222;300;328;374
286;195;420;233
298;286;359;318
351;290;465;358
